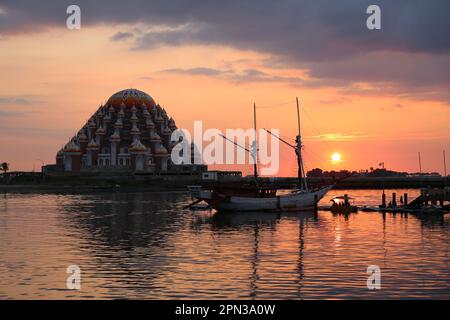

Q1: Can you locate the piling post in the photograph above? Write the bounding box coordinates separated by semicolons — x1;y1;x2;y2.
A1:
381;193;386;208
344;194;349;206
392;192;397;207
404;193;408;207
314;194;318;212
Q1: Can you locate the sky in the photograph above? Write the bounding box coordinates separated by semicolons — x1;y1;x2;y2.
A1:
0;0;449;176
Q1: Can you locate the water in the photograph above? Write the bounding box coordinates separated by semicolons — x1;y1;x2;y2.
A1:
0;189;448;299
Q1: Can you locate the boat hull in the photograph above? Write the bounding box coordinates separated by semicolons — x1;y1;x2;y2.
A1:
199;185;333;212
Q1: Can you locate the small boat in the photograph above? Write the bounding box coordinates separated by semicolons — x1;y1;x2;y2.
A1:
187;98;333;212
328;195;358;214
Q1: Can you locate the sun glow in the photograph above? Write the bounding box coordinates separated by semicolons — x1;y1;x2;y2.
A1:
331;152;342;162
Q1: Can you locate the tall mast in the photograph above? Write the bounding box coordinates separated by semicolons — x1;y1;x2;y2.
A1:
444;150;448;188
252;103;258;181
444;150;447;177
296;97;308;191
418;152;422;174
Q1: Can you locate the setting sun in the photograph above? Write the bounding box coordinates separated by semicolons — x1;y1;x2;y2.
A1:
331;152;342;162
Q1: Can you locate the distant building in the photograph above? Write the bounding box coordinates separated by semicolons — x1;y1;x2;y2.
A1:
54;88;206;174
202;170;242;181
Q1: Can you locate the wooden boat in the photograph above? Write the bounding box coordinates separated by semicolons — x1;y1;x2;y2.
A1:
187;97;333;212
188;184;332;212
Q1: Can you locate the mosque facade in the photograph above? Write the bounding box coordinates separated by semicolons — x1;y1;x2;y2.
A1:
55;89;205;174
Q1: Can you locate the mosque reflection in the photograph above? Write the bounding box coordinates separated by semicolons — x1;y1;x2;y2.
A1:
59;191;186;248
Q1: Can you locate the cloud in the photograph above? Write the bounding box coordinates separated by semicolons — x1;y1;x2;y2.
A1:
319;97;352;105
0;110;24;117
1;1;448;56
160;67;306;84
0;95;43;105
310;132;377;141
1;1;449;103
110;31;134;41
163;67;223;77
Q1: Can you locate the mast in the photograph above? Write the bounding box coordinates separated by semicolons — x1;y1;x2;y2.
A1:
252;103;258;181
418;152;422;174
296;97;308;191
443;150;447;177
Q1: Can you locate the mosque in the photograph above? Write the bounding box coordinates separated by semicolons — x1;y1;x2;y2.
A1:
54;88;206;174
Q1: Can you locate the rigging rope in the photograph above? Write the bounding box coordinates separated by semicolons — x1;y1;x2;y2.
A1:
255;100;296;109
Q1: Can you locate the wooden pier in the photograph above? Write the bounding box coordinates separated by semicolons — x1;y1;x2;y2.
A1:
366;187;450;214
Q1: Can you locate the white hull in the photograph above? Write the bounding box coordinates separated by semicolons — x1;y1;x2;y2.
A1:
190;185;333;212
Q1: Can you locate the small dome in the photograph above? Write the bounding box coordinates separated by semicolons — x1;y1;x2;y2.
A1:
107;89;156;110
64;140;81;152
87;139;99;150
130;139;147;152
155;145;168;154
115;118;123;128
163;127;172;135
96;126;105;134
110;129;120;141
78;131;88;142
150;132;161;142
130;124;140;135
146;118;155;128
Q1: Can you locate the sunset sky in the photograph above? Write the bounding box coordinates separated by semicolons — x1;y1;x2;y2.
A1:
0;1;449;176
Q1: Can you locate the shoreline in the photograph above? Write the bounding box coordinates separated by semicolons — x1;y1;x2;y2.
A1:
1;175;448;194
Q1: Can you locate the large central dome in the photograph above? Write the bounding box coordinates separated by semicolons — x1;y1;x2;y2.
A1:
106;88;156;109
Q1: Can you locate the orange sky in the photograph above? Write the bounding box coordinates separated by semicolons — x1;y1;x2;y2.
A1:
0;26;449;176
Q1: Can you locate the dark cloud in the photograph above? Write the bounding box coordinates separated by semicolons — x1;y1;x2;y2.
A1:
1;0;449;102
110;31;134;41
1;1;448;56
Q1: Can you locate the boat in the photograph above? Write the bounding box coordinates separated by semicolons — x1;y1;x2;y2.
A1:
187;97;333;212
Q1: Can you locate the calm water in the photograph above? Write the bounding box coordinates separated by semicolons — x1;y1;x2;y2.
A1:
0;189;448;299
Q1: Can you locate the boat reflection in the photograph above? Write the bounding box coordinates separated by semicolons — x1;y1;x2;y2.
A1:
192;210;319;299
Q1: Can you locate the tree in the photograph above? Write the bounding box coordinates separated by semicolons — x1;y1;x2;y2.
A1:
0;162;9;174
307;168;323;177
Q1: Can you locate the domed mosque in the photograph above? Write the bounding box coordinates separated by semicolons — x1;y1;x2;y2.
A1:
55;89;206;174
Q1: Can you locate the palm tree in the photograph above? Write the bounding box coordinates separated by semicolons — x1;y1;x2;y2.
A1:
0;162;9;174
